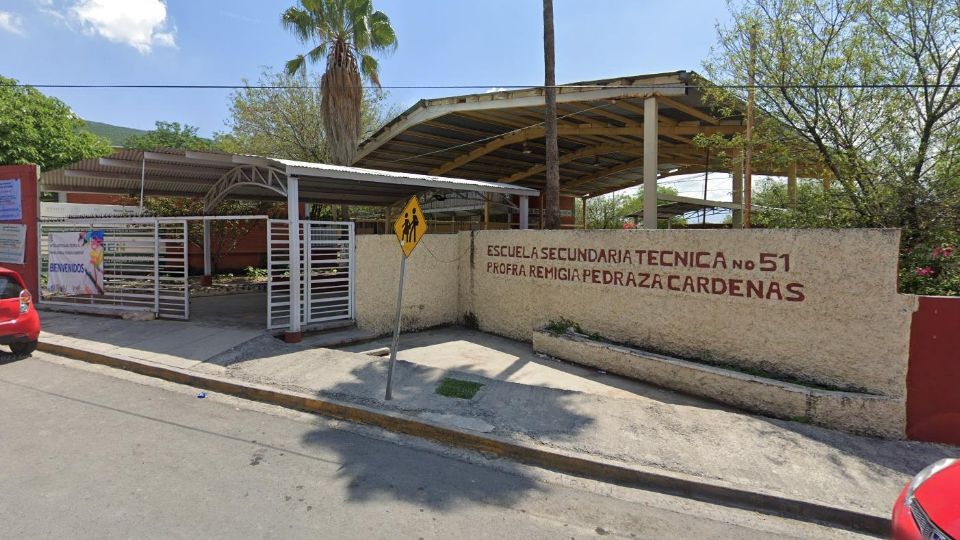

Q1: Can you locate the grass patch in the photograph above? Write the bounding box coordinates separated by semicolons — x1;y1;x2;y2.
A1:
435;377;484;400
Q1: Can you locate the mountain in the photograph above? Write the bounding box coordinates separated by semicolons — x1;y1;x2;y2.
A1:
83;120;148;146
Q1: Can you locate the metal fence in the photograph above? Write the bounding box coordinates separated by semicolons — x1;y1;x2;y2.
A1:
39;219;189;320
267;219;354;330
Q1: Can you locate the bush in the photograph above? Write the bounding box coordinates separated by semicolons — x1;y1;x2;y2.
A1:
899;242;959;296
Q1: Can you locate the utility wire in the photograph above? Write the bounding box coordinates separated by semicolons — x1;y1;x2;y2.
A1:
1;82;954;90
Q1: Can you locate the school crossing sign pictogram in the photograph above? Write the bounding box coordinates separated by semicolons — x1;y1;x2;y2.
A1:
393;196;427;257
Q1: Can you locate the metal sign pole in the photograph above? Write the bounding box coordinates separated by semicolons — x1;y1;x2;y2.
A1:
384;253;407;400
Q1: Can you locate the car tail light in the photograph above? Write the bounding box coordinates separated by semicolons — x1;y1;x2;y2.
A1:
19;290;31;313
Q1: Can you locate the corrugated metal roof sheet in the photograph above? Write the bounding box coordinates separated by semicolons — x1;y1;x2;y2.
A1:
41;148;538;205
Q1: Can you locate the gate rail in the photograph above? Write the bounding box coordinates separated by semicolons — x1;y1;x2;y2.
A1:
268;219;354;330
38;218;189;320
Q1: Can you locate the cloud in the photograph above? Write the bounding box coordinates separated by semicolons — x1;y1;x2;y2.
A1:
68;0;176;53
0;11;25;35
485;87;508;93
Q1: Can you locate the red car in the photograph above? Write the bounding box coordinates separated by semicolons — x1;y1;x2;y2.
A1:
0;267;40;355
893;458;960;539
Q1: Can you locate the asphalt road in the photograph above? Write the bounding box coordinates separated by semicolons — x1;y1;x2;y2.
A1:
0;353;870;539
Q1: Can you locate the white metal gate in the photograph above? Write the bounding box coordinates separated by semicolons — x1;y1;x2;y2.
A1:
39;219;189;320
267;220;354;330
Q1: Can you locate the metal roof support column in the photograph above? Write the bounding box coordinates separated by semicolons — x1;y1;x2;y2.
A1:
519;196;529;230
732;158;743;229
643;96;659;229
787;161;798;209
285;176;303;343
539;196;544;229
201;219;213;286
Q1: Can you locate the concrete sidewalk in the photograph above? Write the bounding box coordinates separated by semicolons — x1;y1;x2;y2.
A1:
37;312;959;532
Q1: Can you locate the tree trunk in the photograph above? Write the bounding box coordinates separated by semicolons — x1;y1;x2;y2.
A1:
542;0;561;229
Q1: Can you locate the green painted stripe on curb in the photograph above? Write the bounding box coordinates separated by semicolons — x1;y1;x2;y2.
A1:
37;341;890;537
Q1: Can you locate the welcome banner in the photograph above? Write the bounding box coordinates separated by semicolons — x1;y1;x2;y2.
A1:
47;231;105;295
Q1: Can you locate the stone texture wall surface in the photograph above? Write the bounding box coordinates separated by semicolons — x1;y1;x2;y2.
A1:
355;235;462;336
464;228;916;398
533;330;906;437
355;229;916;401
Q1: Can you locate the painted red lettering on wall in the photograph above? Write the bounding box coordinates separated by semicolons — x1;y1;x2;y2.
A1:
484;245;806;302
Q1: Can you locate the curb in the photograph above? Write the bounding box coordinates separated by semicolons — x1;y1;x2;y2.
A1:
38;340;890;537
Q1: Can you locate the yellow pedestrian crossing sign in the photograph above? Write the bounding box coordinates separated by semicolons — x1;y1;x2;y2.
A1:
394;196;427;257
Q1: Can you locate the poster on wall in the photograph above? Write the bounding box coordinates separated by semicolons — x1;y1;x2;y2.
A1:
47;231;105;295
0;179;22;221
0;224;26;264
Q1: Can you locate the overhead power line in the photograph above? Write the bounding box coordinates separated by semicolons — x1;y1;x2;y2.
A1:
0;82;955;90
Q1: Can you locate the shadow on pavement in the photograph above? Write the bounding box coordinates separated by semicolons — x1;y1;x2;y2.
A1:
300;425;546;510
296;359;593;508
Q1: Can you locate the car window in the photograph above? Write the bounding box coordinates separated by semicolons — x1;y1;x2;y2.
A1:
0;276;22;299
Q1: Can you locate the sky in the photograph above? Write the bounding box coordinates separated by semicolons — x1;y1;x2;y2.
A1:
0;0;738;203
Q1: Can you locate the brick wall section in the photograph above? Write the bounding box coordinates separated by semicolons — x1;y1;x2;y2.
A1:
907;296;960;445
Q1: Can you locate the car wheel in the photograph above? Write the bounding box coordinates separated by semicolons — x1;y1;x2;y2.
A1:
11;340;37;356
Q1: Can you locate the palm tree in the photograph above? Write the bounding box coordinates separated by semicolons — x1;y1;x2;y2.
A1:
282;0;397;167
542;0;560;229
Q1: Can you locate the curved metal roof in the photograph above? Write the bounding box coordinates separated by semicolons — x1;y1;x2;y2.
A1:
353;71;750;198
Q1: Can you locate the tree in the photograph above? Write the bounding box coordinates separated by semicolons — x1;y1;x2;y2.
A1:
578;186;681;229
215;67;397;221
281;0;397;166
705;0;960;248
125;120;273;274
215;68;394;163
125;121;214;151
542;0;560;229
749;180;858;229
0;75;111;170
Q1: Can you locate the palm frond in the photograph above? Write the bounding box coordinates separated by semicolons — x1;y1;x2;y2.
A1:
360;54;380;88
280;7;314;42
367;11;397;52
285;55;307;76
307;43;328;63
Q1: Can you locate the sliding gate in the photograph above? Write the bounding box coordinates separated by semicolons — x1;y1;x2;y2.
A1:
267;220;355;330
39;219;189;319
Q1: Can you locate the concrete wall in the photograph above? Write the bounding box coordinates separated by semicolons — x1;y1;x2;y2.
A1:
355;234;462;336
462;229;916;398
355;229;916;427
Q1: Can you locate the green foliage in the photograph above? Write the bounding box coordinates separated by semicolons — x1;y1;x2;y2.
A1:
215;67;395;162
0;75;112;170
575;186;683;229
125;121;215;151
216;66;397;220
282;0;397;165
544;317;580;335
899;241;960;296
708;0;960;295
83;120;147;146
750;180;858;229
435;378;483;400
243;266;268;280
544;318;603;341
